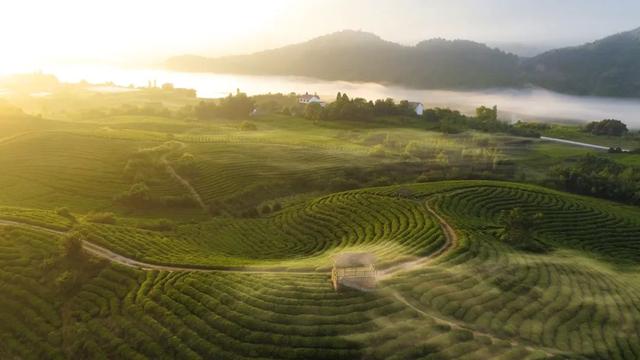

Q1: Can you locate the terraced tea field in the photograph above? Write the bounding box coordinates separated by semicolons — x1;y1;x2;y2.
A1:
2;180;640;359
81;191;445;269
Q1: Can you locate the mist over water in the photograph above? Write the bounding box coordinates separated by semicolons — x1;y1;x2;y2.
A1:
44;64;640;128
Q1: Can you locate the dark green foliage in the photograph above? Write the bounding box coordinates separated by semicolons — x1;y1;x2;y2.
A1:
55;207;76;222
475;105;497;122
551;154;640;205
302;93;422;122
523;27;640;97
584;119;628;136
239;121;257;131
195;91;255;120
85;212;116;225
498;208;544;246
260;204;272;215
63;232;85;261
137;219;176;232
115;182;151;208
174;153;198;178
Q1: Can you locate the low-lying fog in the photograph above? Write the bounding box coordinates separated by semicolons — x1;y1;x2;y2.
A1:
44;64;640;128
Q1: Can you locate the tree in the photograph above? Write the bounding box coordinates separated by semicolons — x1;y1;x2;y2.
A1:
218;91;255;119
303;103;324;121
63;232;85;261
476;105;498;122
584;119;628;136
498;208;543;244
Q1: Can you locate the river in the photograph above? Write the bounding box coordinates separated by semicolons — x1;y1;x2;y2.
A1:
32;64;640;128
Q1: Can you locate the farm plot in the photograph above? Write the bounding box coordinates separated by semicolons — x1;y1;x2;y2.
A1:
80;191;445;269
0;223;544;359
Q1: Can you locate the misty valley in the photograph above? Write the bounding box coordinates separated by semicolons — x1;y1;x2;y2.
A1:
2;2;640;359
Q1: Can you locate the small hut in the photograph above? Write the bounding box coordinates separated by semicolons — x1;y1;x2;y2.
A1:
331;252;377;291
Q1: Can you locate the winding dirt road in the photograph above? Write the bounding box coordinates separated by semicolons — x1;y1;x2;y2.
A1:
0;199;456;277
378;201;457;278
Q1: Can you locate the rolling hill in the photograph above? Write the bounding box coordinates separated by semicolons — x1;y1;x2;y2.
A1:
167;30;521;89
168;27;640;97
523;27;640;97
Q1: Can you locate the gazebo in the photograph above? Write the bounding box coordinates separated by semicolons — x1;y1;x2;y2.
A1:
331;252;377;291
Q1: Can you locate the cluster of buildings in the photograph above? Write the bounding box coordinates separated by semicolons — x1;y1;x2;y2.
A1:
297;92;424;116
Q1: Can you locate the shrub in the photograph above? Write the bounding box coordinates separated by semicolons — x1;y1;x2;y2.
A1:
272;202;282;212
584;119;628;136
63;232;85;261
55;271;76;295
56;207;76;222
449;329;474;342
260;204;272;215
175;153;198;177
240;121;257;131
138;219;176;232
115;182;151;208
162;195;198;208
368;145;387;158
85;212;116;225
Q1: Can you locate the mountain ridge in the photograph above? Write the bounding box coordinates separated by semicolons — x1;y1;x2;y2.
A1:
167;27;640;97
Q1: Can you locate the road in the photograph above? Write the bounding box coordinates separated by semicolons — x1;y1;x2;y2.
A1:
540;136;627;151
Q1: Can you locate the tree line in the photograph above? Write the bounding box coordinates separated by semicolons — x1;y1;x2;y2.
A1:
550;154;640;205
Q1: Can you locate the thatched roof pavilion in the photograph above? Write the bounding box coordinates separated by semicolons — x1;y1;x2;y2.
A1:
331;252;377;291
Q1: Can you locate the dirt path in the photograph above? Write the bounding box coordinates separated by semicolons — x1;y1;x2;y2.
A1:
161;155;208;212
378;201;457;279
390;290;559;357
0;198;457;276
0;219;318;274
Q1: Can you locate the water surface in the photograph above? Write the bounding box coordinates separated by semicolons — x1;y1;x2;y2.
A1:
40;64;640;128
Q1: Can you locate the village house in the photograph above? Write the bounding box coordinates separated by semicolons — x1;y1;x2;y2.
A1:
408;101;424;116
298;92;322;105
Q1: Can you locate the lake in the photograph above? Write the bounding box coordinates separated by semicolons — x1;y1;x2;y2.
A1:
41;64;640;128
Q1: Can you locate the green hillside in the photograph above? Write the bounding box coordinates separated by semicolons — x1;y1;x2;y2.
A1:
1;88;640;359
2;180;640;359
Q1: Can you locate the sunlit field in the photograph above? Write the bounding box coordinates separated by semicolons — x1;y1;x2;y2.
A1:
3;1;640;358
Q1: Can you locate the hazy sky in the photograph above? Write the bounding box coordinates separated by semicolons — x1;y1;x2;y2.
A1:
3;0;640;70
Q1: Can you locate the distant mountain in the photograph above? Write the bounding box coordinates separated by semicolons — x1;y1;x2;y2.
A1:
167;30;521;89
522;27;640;97
167;28;640;97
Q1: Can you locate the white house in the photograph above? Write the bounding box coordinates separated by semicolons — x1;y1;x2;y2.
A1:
408;102;424;116
298;92;322;105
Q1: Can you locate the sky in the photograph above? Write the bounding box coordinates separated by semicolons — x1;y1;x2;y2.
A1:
2;0;640;71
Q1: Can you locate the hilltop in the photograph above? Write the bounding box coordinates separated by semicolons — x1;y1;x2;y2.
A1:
167;30;521;89
168;27;640;97
523;26;640;97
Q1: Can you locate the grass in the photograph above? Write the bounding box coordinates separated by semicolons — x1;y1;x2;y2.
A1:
2;180;640;358
79;191;444;270
0;223;542;359
2;88;640;359
542;124;640;149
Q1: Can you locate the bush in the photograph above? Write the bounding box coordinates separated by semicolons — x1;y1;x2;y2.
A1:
115;182;151;208
85;212;116;225
56;207;76;222
260;204;272;215
55;271;76;295
368;144;387;158
449;329;474;342
240;121;257;131
585;119;628;136
63;232;85;261
138;219;176;232
162;195;198;208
